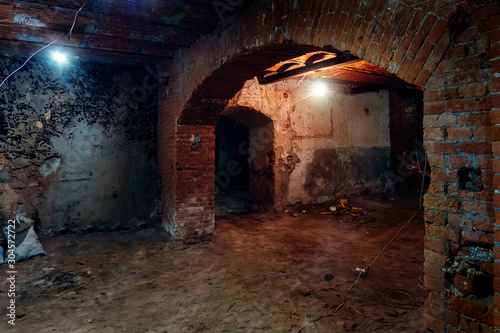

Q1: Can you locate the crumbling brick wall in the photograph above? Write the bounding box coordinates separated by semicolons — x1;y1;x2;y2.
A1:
158;0;499;329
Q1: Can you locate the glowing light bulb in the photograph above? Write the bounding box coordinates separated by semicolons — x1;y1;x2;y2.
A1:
312;81;328;97
51;51;67;64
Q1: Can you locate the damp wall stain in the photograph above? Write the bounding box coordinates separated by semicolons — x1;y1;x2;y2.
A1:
303;147;392;200
0;55;159;234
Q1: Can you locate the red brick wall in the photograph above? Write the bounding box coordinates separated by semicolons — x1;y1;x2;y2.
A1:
174;125;215;240
158;1;499;329
472;1;500;330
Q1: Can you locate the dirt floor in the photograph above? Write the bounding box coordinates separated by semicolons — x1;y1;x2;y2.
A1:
1;195;427;333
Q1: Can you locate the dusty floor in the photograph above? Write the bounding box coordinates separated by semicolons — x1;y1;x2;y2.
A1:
1;195;426;333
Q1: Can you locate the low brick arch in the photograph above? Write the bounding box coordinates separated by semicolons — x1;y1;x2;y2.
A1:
158;0;500;330
174;0;466;126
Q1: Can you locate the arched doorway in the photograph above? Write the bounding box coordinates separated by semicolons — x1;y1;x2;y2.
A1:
215;109;275;217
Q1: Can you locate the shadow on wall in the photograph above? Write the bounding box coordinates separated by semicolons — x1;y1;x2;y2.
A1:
0;55;160;235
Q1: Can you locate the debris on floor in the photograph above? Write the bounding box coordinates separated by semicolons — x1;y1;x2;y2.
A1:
320;198;367;223
2;213;46;263
0;196;426;332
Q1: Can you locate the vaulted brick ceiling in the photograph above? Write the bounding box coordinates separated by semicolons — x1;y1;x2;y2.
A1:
0;0;252;62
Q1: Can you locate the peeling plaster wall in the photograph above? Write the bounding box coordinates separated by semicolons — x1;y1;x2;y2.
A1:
230;78;391;206
0;55;159;234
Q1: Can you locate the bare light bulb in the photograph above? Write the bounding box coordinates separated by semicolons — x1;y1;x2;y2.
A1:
51;51;67;64
312;81;328;97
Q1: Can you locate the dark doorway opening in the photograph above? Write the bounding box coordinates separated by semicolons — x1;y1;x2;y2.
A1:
214;115;250;216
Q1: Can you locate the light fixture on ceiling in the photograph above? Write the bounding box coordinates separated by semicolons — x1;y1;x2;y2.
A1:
51;51;68;64
311;81;329;97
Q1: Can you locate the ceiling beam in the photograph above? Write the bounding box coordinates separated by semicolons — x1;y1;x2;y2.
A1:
0;39;167;64
348;80;413;94
0;1;203;46
1;0;217;32
0;22;177;58
257;56;351;85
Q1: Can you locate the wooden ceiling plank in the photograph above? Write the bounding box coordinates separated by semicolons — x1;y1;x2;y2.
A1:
0;1;205;45
0;22;176;58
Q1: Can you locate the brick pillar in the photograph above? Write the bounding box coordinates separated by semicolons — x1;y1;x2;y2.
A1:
169;125;215;240
423;13;497;331
485;17;500;333
469;1;500;329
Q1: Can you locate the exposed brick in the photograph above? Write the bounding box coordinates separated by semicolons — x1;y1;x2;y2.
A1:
425;314;447;332
427;154;445;168
408;9;426;34
446;97;492;113
424;114;456;127
475;188;494;202
443;44;468;59
425;235;447;253
490;126;500;141
477;261;494;275
448;212;474;229
428;19;448;44
462;200;494;217
493;142;500;156
424;275;448;294
407;15;436;60
414;69;432;88
449;155;473;168
424;88;458;102
425;209;447;224
431;168;458;183
426;222;461;242
427;182;447;196
424;128;446;141
476;154;493;170
448;127;473;140
481;171;493;187
425;74;445;90
425;101;446;115
425;260;447;279
462;230;494;248
454;273;474;296
458;315;481;333
396;57;413;79
427;303;460;327
424;141;458;154
458;83;488;99
459;141;493;154
450;296;495;327
435;56;484;74
474;126;492;140
424;28;452;71
392;32;414;64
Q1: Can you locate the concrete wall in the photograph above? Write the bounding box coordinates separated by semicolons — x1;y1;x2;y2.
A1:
230;78;391;206
0;55;159;234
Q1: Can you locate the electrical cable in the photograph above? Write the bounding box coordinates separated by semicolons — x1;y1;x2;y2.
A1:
0;39;60;88
298;152;428;333
69;3;86;40
0;2;86;89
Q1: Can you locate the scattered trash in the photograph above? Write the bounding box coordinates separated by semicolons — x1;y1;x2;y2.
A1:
2;213;46;263
355;267;368;278
320;199;366;223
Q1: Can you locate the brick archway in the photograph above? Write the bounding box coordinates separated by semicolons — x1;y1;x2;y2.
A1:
158;0;499;330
